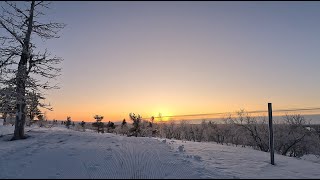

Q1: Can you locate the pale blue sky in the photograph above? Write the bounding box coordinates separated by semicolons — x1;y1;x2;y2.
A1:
32;1;320;121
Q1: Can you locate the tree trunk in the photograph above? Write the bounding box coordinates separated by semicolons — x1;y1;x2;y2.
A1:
12;1;35;140
12;52;28;140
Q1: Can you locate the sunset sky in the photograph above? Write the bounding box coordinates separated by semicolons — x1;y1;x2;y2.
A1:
38;1;320;122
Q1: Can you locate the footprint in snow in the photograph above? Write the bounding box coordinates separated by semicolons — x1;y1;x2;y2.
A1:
88;164;100;171
104;156;112;161
178;145;185;152
193;155;202;161
67;153;75;157
20;163;28;168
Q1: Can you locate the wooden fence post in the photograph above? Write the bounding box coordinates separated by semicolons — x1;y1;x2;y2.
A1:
268;103;275;165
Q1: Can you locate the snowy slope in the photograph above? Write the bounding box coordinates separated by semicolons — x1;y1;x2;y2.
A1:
0;125;320;179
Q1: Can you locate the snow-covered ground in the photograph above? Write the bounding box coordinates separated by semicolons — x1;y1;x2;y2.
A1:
156;138;320;179
0;123;320;179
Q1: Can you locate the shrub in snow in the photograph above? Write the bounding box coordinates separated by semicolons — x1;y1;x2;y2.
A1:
114;119;129;135
273;114;317;157
225;110;269;151
37;114;46;127
106;121;116;133
66;116;71;129
80;121;86;131
121;119;129;135
158;121;177;139
93;115;104;133
178;145;184;152
121;119;127;126
193;155;201;161
140;120;154;137
128;113;142;137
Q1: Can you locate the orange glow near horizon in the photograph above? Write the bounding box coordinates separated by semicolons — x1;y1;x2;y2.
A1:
45;101;320;123
45;106;176;122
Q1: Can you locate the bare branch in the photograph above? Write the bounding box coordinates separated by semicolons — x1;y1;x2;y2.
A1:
0;20;24;45
5;1;28;19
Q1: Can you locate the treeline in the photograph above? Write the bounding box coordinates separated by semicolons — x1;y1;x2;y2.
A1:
156;111;320;158
88;110;320;158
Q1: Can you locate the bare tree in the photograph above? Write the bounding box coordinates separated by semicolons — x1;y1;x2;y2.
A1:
274;114;312;157
0;1;65;140
228;110;269;151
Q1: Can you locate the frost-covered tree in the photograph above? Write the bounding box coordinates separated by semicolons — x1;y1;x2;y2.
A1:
228;110;269;151
129;113;141;137
0;84;51;127
80;121;85;127
193;120;206;142
92;115;104;133
116;118;128;135
25;91;51;126
139;120;153;137
37;113;45;127
203;121;217;142
177;120;192;141
121;118;127;127
106;121;115;133
274;114;312;157
0;1;65;140
77;121;86;131
0;85;15;125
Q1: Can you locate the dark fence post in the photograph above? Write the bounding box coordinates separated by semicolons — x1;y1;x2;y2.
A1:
268;103;275;165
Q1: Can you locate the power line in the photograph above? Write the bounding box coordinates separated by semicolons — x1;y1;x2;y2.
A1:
150;107;320;119
273;107;320;113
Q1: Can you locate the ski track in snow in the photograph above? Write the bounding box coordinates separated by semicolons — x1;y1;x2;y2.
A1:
0;127;233;179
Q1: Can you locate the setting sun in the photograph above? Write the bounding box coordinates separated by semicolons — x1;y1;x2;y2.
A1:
151;108;173;122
